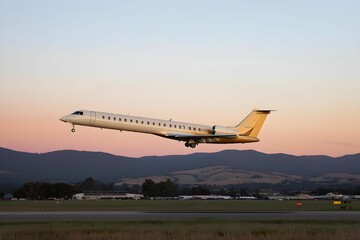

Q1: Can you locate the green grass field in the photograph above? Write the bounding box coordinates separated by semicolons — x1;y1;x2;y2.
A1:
1;219;359;240
1;200;359;239
0;199;358;212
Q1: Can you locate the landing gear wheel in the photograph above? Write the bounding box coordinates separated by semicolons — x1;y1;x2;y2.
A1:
71;128;76;133
190;143;196;148
185;142;189;147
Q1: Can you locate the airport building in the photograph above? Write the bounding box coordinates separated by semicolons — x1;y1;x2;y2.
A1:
179;195;232;200
73;191;143;200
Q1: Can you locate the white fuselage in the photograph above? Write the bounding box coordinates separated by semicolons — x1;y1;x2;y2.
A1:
64;110;210;136
60;110;267;148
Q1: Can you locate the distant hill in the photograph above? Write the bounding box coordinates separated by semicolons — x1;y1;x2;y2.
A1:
115;166;305;186
115;166;360;186
1;147;360;189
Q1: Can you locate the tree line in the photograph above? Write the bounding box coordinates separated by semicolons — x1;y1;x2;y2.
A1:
11;177;113;200
141;179;219;197
4;177;360;200
13;182;76;200
10;178;213;200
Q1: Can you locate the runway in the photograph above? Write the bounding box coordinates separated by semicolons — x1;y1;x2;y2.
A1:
0;211;359;220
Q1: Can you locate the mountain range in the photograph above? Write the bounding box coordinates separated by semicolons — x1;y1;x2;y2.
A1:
1;147;359;190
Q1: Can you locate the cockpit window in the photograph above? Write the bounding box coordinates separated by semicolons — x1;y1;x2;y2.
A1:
72;111;83;115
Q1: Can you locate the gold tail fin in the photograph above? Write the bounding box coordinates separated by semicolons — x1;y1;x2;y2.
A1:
235;110;272;137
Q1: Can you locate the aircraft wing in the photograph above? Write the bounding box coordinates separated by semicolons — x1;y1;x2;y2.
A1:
165;133;238;141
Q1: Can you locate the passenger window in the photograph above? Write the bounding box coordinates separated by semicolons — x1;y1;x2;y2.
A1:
136;120;138;123
130;119;133;123
108;117;111;120
189;127;191;130
198;128;201;131
170;124;172;128
114;117;116;121
102;116;105;119
179;126;181;129
164;124;166;127
153;122;155;125
141;121;144;124
125;119;127;122
147;122;150;125
158;123;161;126
119;118;121;121
174;125;177;128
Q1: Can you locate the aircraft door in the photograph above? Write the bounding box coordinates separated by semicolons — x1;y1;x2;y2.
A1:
90;111;96;126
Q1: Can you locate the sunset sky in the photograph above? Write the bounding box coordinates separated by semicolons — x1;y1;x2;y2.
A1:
1;0;359;157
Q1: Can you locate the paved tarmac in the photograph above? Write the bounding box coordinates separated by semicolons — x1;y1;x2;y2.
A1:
0;211;359;220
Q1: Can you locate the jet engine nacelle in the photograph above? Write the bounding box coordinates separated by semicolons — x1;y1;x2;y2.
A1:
212;125;238;135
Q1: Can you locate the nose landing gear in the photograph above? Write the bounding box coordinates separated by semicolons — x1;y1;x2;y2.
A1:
71;125;76;133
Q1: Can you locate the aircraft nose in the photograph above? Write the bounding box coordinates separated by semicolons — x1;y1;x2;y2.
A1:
60;116;67;122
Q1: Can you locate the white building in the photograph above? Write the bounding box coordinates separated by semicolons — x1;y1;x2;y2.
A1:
179;195;232;200
73;191;143;200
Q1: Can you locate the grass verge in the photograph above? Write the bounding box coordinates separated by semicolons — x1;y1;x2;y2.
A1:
0;219;359;240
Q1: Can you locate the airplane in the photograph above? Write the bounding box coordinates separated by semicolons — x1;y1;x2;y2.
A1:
60;109;272;148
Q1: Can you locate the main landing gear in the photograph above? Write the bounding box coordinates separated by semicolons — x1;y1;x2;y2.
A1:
185;142;197;148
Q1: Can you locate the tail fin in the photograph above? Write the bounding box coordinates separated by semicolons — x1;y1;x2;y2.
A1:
235;110;272;137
